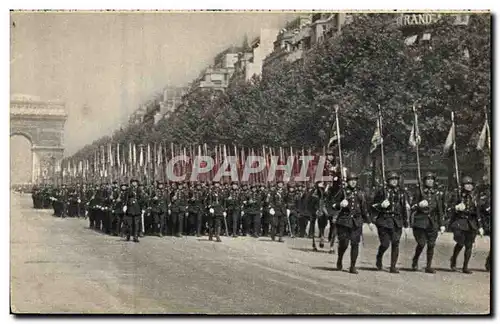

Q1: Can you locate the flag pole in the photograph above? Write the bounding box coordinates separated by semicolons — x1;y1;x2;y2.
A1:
378;104;386;191
413;102;423;197
334;104;345;192
451;111;461;193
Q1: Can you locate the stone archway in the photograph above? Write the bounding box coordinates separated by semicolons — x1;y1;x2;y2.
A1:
10;94;67;184
10;133;33;185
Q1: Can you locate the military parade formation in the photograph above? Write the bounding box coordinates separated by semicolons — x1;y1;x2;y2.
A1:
31;162;491;275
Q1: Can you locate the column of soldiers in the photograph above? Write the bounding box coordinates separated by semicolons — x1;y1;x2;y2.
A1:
32;167;491;274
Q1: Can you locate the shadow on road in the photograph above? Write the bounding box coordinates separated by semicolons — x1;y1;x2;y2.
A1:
311;266;340;272
290;247;332;254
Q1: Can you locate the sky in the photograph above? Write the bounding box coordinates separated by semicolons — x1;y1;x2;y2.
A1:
10;11;296;156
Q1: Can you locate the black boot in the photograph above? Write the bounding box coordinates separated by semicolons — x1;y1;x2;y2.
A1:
390;245;400;273
337;241;348;270
350;243;359;272
425;246;436;273
376;247;384;270
412;245;424;271
451;244;462;271
463;247;473;274
215;223;222;243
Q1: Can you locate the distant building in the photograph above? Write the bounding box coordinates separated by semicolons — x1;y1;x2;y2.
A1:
262;13;349;70
193;46;243;91
128;106;146;125
235;29;279;81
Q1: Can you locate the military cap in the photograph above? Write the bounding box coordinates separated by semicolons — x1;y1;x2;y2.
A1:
387;172;399;180
423;172;436;180
461;176;474;185
120;184;128;190
130;179;139;184
347;172;358;181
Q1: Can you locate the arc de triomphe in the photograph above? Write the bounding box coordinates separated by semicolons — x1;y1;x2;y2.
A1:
10;94;67;184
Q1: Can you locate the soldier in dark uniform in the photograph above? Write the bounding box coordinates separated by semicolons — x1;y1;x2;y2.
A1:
58;184;69;218
101;184;113;234
112;184;127;236
206;180;225;242
449;176;484;274
285;183;300;238
242;184;263;237
170;182;188;237
479;186;491;272
372;172;410;273
88;184;100;229
123;179;143;242
151;182;168;237
259;184;270;236
110;183;122;236
268;181;286;242
411;172;445;273
333;172;372;273
226;182;241;237
309;181;330;248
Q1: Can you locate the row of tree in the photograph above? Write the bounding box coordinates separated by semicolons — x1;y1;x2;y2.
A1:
68;13;491;181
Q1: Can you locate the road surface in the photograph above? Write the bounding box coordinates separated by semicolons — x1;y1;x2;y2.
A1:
10;192;490;314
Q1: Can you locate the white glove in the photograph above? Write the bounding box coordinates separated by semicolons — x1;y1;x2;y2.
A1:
168;209;171;215
122;206;127;213
479;227;484;237
243;201;247;205
418;200;428;208
368;223;376;232
269;208;276;215
340;199;349;208
241;211;245;216
223;211;227;217
455;203;466;211
486;207;491;213
440;226;445;234
381;200;390;209
77;199;81;203
209;208;214;214
141;210;145;216
286;209;290;216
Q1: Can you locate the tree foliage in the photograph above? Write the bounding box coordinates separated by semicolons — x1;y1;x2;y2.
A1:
69;13;490;173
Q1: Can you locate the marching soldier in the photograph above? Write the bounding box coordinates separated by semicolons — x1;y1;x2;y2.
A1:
372;172;410;273
123;179;143;242
226;182;241;237
88;184;100;229
110;183;122;236
285;183;300;238
112;183;127;236
151;182;169;237
268;181;286;242
242;184;263;238
206;180;224;242
170;182;188;237
479;185;491;271
260;184;271;236
333;172;373;274
449;176;484;274
411;172;445;273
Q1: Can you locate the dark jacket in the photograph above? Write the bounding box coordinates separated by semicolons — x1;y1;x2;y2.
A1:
334;187;370;228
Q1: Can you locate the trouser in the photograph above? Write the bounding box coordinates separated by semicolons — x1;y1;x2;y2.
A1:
208;215;222;240
188;211;199;235
412;227;439;268
337;224;362;268
113;213;123;235
376;226;402;269
288;211;298;236
328;218;337;242
309;214;328;238
171;211;185;236
68;203;78;217
152;211;166;235
124;215;140;239
261;210;271;236
225;208;238;236
270;213;285;239
89;209;98;228
144;213;153;235
241;211;258;236
103;210;113;234
297;214;308;237
95;210;103;230
451;229;477;270
196;211;207;236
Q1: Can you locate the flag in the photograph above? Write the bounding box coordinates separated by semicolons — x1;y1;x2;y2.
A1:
443;123;455;154
109;143;114;167
133;144;137;166
404;34;418;45
370;120;383;153
139;145;144;167
117;143;121;167
128;142;132;165
408;122;421;148
477;120;490;151
147;143;151;165
328;119;339;147
157;143;162;165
